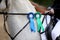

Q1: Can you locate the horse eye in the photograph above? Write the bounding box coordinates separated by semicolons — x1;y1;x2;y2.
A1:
0;0;2;3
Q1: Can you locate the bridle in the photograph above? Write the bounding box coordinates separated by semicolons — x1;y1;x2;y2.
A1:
1;12;54;40
0;0;56;40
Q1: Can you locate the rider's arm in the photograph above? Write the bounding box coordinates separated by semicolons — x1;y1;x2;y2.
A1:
31;1;47;13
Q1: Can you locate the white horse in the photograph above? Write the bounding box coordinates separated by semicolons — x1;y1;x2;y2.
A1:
1;0;60;40
0;0;51;40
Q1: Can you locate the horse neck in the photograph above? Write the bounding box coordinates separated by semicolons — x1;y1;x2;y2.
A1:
8;0;36;13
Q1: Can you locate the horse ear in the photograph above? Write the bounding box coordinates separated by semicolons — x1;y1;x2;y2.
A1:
0;0;2;3
0;0;6;11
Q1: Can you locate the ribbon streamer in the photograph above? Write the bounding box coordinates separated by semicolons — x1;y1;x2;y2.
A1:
35;12;44;32
27;12;36;32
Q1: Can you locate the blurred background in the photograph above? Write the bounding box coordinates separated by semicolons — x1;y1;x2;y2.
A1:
31;0;54;7
0;0;54;40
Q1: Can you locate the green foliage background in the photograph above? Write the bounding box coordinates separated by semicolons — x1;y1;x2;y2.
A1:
31;0;54;7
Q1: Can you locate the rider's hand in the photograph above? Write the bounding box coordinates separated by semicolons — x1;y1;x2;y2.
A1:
45;8;54;15
49;8;54;14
